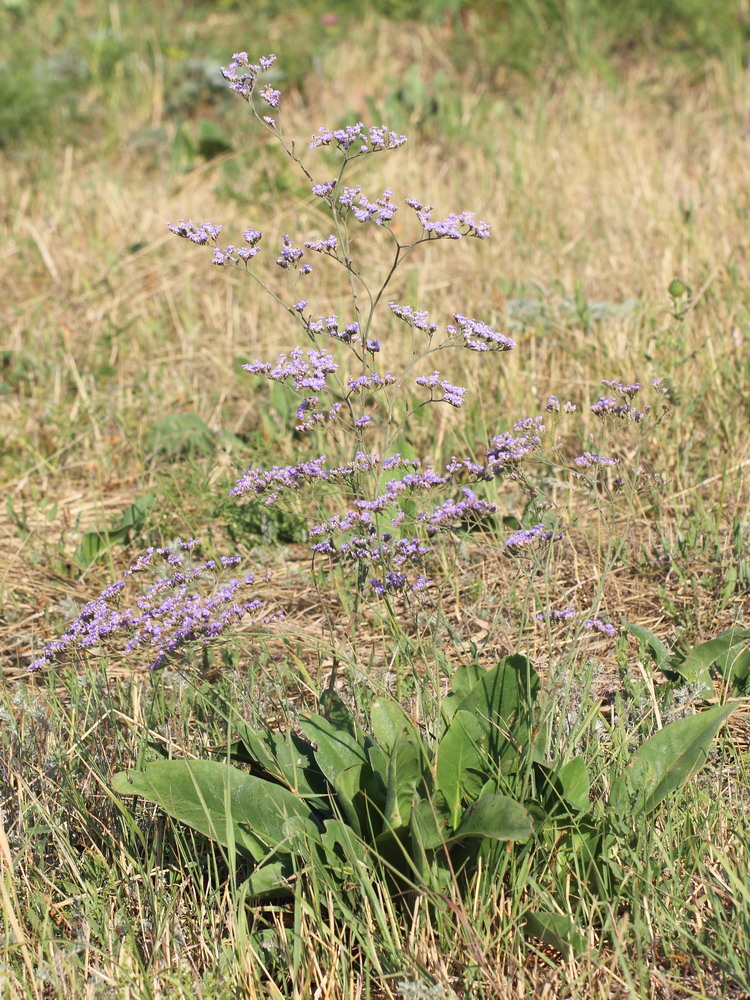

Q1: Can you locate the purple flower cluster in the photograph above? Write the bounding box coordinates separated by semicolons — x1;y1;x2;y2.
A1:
312;179;337;198
504;523;563;550
415;371;467;408
536;606;577;622
389;302;438;333
418;488;497;533
573;451;619;468
304;315;360;343
29;543;265;672
244;347;338;392
534;608;617;638
584;619;617;637
167;220;222;245
339;186;397;225
405;200;491;239
309;123;407;154
347;372;397;393
304;235;338;254
276;235;306;270
590;378;652;420
232;452;380;504
450;314;516;353
221;52;277;103
545;395;577;413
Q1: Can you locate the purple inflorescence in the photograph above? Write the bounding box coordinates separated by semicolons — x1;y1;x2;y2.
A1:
309;123;407;154
505;523;562;549
28;543;266;672
389;302;438;333
573;452;620;469
259;85;280;108
584;619;617;637
347;371;397;393
276;235;305;270
536;606;577;622
167;220;223;244
339;186;397;225
451;314;516;353
304;235;338;254
312;179;337;198
221;52;277;102
405;200;491;239
415;371;468;408
244;347;338;392
418;488;497;533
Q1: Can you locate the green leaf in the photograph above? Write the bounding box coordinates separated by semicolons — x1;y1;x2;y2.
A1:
370;696;412;754
555;756;591;812
112;759;318;861
242;860;293;900
319;689;357;739
715;642;750;693
410;796;452;851
299;713;368;786
436;710;488;828
446;794;532;844
609;702;739;817
679;628;750;684
383;726;425;832
111;494;155;532
73;531;114;569
522;911;587;958
454;655;540;765
145;413;216;457
623;621;674;671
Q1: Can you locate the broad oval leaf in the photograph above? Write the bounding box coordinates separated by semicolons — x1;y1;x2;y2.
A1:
436;710;488;828
370;697;414;754
522;910;587;958
608;702;738;817
454;655;540;765
446;793;532;844
384;726;425;832
112;759;318;861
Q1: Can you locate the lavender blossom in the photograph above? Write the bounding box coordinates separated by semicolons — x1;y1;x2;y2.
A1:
167;220;223;244
452;314;515;353
221;52;277;102
504;523;562;549
584;619;617;637
29;542;267;672
536;607;577;622
389;302;438;333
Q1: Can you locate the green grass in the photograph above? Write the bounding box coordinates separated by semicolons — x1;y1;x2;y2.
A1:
2;1;750;997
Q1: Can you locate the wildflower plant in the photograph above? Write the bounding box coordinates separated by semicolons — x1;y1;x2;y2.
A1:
166;53;669;628
25;50;744;975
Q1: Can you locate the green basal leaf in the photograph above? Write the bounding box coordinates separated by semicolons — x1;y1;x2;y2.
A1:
112;759;319;861
555;756;591;812
319;689;357;739
715;642;750;693
299;713;368;786
454;655;540;765
370;696;413;754
383;726;425;832
522;910;587;958
608;702;738;818
436;710;488;828
446;793;532;844
623;620;674;671
680;628;750;684
145;412;216;457
411;796;451;851
242;860;293;900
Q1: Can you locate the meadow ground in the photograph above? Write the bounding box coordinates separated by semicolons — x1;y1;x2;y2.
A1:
1;2;750;997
